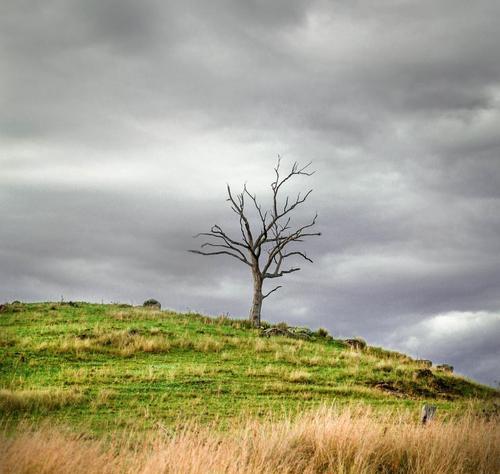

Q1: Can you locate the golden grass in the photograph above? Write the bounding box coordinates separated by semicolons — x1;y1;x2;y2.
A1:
108;308;171;320
192;337;223;353
1;406;498;473
287;370;313;383
91;389;117;409
0;388;83;413
36;332;171;356
34;330;231;357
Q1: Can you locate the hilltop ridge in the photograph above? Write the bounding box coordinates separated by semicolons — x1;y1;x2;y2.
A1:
0;302;496;432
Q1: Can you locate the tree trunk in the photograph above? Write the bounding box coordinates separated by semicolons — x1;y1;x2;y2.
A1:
249;271;263;327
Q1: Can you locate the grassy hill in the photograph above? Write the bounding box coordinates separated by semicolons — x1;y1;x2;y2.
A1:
0;302;496;434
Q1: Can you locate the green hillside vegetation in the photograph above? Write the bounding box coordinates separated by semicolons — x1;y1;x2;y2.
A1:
0;302;496;434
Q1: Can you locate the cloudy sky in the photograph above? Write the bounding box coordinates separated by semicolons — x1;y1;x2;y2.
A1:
1;0;499;385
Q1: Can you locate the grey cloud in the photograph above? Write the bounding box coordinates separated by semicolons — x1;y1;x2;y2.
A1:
1;0;500;385
2;0;497;141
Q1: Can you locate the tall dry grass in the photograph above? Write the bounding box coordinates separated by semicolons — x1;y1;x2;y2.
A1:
1;406;498;473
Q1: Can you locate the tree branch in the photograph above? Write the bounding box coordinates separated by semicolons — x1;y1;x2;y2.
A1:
253;160;315;249
282;251;313;263
188;249;251;266
199;242;250;264
262;213;320;276
263;267;300;279
226;184;255;253
262;285;282;299
194;225;248;249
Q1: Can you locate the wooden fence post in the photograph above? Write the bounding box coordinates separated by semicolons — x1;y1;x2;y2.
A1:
421;404;437;424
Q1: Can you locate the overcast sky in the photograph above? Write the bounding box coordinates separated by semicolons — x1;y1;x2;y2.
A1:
1;0;499;386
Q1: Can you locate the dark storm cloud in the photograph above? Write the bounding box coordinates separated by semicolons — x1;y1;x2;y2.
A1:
1;0;499;385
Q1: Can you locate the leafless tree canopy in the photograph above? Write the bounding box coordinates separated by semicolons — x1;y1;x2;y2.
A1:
190;159;320;326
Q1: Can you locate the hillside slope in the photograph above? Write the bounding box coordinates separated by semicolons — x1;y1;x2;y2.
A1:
0;302;495;432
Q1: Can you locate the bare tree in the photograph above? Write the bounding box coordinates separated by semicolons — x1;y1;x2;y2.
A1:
189;159;320;327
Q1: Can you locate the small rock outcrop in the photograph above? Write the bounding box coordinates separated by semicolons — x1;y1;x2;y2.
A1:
260;327;312;340
436;364;454;373
413;368;433;380
143;299;161;310
416;359;432;367
288;327;313;338
344;338;367;350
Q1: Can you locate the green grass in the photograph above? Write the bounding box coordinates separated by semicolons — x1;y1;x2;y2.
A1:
0;302;496;434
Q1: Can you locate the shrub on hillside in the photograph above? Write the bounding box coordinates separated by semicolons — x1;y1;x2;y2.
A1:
143;299;161;310
316;327;329;338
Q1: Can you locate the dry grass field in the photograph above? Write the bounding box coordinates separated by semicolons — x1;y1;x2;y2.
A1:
1;406;499;474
